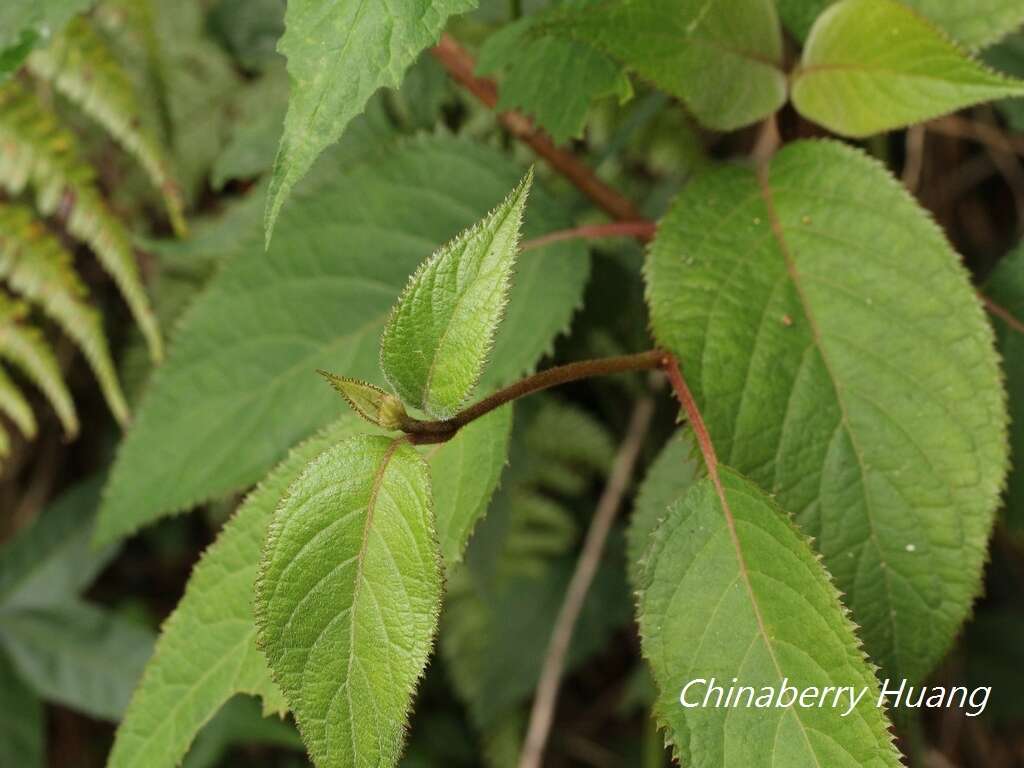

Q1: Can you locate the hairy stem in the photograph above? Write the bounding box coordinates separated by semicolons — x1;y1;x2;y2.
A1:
430;34;646;225
402;350;665;443
520;221;657;252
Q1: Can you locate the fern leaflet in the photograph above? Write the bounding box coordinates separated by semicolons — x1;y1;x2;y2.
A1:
0;364;37;439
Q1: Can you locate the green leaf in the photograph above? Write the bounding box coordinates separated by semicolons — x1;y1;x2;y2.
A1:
543;0;785;131
318;371;410;430
110;406;508;768
106;418;362;768
0;476;113;610
0;0;94;79
792;0;1024;138
27;16;187;235
982;244;1024;534
645;139;1008;682
0;650;42;768
0;293;77;438
255;435;441;768
476;5;631;143
264;0;476;242
97;138;589;545
779;0;1024;49
0;203;129;426
432;405;513;565
638;467;901;766
0;601;154;721
381;169;533;418
627;431;699;589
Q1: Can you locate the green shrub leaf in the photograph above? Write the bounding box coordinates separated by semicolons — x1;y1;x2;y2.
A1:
107;416;361;768
0;601;153;721
255;435;440;768
543;0;785;131
792;0;1024;137
0;651;42;768
97;139;588;545
638;467;900;766
476;6;631;143
432;405;513;565
779;0;1024;48
264;0;476;242
381;169;532;418
646;139;1007;682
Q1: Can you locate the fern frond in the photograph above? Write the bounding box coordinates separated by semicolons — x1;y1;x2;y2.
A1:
0;204;129;426
0;294;78;437
27;15;187;236
0;364;37;439
0;82;163;362
0;421;9;462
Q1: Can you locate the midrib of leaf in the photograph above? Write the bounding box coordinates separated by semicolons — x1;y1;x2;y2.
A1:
684;400;823;766
754;163;901;670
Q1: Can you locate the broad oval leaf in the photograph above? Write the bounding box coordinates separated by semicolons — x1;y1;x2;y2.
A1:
381;169;532;418
96;138;589;545
638;467;901;766
255;435;441;768
792;0;1024;137
646;139;1007;682
543;0;785;131
105;418;362;768
264;0;476;241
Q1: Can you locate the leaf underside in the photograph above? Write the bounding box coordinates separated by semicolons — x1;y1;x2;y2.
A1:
645;139;1007;682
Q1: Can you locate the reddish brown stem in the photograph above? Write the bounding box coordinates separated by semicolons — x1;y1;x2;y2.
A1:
430;34;646;226
981;293;1024;335
661;353;722;486
401;350;664;443
520;221;657;252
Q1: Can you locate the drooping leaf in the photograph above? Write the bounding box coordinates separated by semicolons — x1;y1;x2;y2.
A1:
627;430;698;589
645;139;1008;681
381;169;532;418
0;650;42;768
97;138;589;545
638;467;901;766
0;600;154;721
0;293;77;437
0;364;36;439
27;16;187;235
792;0;1024;137
0;0;94;79
0;475;113;610
318;371;410;430
0;203;128;425
983;244;1024;534
255;435;441;768
542;0;785;131
431;405;513;565
264;0;477;242
476;3;632;143
0;82;162;361
107;417;362;768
